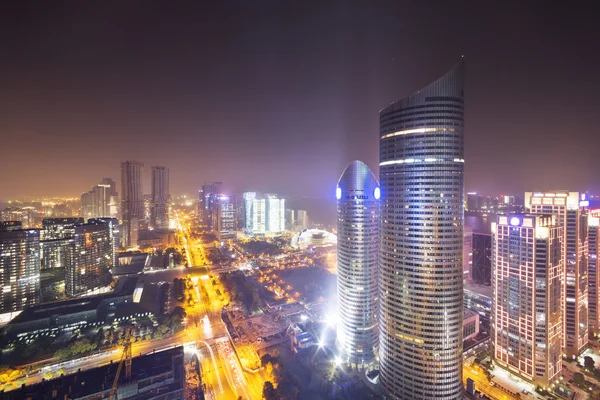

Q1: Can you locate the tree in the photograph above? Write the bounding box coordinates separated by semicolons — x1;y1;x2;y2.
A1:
0;366;24;385
57;367;66;376
573;372;585;385
262;381;280;400
584;356;596;371
43;371;53;380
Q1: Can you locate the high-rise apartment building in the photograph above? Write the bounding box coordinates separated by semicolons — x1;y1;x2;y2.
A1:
589;212;600;336
491;214;563;389
378;60;464;400
121;161;144;248
525;191;588;357
335;160;380;367
40;218;83;270
66;220;113;297
213;195;237;241
81;178;118;221
0;229;41;323
150;166;170;229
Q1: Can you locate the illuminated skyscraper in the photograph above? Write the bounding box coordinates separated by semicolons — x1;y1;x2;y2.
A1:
243;193;285;235
588;212;599;336
379;60;464;399
0;229;41;323
201;182;222;230
525;191;588;357
66;220;113;297
121;161;144;248
150;166;170;229
491;214;563;388
40;217;83;270
213;195;237;241
335;160;380;367
266;194;285;234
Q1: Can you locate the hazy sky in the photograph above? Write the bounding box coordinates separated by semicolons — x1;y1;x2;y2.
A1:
1;1;599;200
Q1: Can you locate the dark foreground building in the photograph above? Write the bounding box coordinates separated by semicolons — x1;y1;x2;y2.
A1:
0;347;185;400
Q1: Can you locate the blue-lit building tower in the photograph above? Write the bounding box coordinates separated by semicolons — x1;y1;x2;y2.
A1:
379;60;465;399
336;160;380;367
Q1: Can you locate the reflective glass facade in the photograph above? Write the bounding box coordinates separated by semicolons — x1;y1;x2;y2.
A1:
336;160;379;366
379;60;464;399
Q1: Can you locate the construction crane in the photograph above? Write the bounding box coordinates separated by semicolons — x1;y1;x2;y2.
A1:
108;326;133;399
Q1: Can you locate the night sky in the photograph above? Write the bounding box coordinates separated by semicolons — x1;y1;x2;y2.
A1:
2;1;599;200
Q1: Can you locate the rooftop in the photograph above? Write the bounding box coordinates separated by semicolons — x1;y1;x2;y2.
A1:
5;347;184;400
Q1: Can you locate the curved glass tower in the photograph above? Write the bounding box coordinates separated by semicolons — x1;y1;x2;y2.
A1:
336;160;380;367
378;60;465;399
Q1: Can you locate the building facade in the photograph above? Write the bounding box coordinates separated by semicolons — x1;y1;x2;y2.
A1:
491;214;563;389
214;195;237;241
121;161;144;248
81;178;118;221
472;232;492;285
201;181;222;230
40;218;83;270
66;221;113;297
335;160;379;367
525;191;588;357
150;166;170;229
589;213;600;336
378;60;465;399
0;229;41;324
243;193;285;235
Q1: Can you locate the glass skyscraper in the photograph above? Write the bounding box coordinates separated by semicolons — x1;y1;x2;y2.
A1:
335;160;380;367
379;60;465;399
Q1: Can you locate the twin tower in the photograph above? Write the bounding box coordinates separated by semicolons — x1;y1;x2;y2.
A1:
336;59;465;400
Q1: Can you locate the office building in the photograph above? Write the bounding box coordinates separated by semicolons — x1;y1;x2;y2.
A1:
243;192;285;235
589;213;600;335
66;220;113;297
296;209;308;231
6;346;184;400
0;229;41;324
335;160;380;367
213;195;237;241
121;161;144;248
491;214;563;389
285;209;295;230
81;178;118;221
472;232;492;285
266;194;285;233
201;181;222;230
464;226;473;280
40;218;83;270
463;282;492;323
378;60;464;399
150;166;170;229
525;191;588;357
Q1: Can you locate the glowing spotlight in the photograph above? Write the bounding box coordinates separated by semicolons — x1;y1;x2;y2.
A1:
334;356;341;367
300;314;308;322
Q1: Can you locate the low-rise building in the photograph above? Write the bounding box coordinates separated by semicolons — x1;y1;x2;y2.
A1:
5;346;185;400
0;278;148;345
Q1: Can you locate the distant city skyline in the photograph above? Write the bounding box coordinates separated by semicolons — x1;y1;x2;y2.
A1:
2;3;600;199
